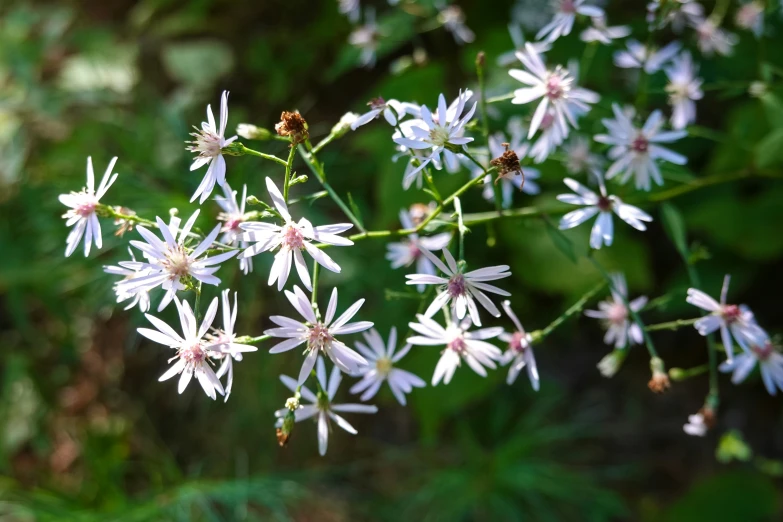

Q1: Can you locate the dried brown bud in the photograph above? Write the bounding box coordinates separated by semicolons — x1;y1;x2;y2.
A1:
275;111;309;145
112;206;136;237
476;51;486;68
276;428;290;447
700;406;716;428
409;203;435;226
647;372;671;393
490;143;524;188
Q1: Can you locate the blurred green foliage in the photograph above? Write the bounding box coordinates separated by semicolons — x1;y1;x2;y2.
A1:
1;0;783;520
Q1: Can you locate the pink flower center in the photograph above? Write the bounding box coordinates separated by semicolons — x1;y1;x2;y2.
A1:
369;97;387;110
75;201;97;217
607;302;627;325
631;135;649;153
447;274;466;298
281;224;305;250
308;323;332;352
751;341;773;361
163;245;192;279
721;304;741;324
597;196;613;212
509;331;528;353
408;241;421;259
560;0;576;14
187;128;223;158
181;342;206;364
225;218;242;231
546;76;564;100
447;334;467;353
540;112;555;130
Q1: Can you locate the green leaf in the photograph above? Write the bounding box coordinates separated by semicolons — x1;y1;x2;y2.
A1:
754;128;783;168
346;192;364;228
760;92;783;129
716;430;753;464
660;203;689;260
543;217;577;263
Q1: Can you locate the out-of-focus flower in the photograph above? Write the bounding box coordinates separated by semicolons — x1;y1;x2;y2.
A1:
720;329;783;395
537;0;604;43
60;156;119;257
104;248;152;312
735;1;764;38
348;8;380;68
499;301;539;390
406;248;511;327
264;285;372;384
208;289;257;402
239;177;353;291
557;175;653;249
597;349;627;377
497;23;551;67
693;19;738;56
215;183;254;274
438;4;475;44
687;275;764;362
407;314;503;385
352;97;405;130
613;40;681;74
648;0;705;32
138;297;225;400
562;135;604;175
595;104;688;191
385;209;452;291
350;328;425;405
683;412;708;436
338;0;360;22
510;44;599;140
665;52;703;130
585;273;647;349
187;91;237;204
580;16;631;45
275;357;377;456
118;210;237;311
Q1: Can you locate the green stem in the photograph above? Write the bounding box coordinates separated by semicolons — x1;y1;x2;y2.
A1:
283;143;298;202
580;42;598;79
236;144;288;167
194;282;202;322
235;334;271;344
453;197;467;261
645;317;700;332
486;93;515;104
311;262;320;308
531;281;607;343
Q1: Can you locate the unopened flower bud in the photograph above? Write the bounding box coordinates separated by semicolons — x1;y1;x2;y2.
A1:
237;123;272;141
331;112;359;138
476;51;486;69
648;357;670;393
246;195;263;206
597;349;627;378
749;81;768;98
285;396;300;410
668;367;687;381
169;208;178;217
289;174;308;186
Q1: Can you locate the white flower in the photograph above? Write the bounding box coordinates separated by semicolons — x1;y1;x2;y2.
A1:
536;0;604;43
683;413;708;437
406;248;511;327
613;40;681;74
59;156;119;257
393;90;476;184
648;0;704;33
348;8;379;68
499;301;539;390
208;289;258;402
385;209;452;291
215;183;253;274
118;210;238;311
338;0;360;22
265;285;372;384
138;296;225;400
528;107;570;163
664;52;704;130
186;91;237;204
407;314;503;385
595;104;688;191
351;97;405;130
350;327;426;405
686;274;764;362
497;23;551;67
438;5;475;44
597;349;626;377
239;177;353;291
720;328;783;396
104;248;152;312
275;357;377;456
735;2;764;38
557;176;653;249
510;43;599;139
693;19;738;56
562;135;604;175
584;273;648;349
579;16;631;45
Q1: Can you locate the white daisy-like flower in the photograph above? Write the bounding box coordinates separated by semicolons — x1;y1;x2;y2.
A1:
407;314;503;385
536;0;604;43
405;248;511;327
215;183;253;274
265;285;372;384
579;16;631;45
59;156;119;257
275;357;377;456
686;274;763;362
595;104;688;191
720;328;783;396
683;412;708;437
510;43;599;139
497;23;551;67
385;209;452;292
664;52;704;130
735;2;764;38
562;135;604;175
528;106;570;163
239;177;353;291
499;301;539;390
557;175;653;249
118;210;238;311
438;4;475;44
186;90;238;204
208;289;258;402
693;19;738;56
138;296;225;400
104;248;152;312
584;273;648;349
348;8;379;68
392;90;476;184
613;40;681;74
351;97;405;130
350;327;426;405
